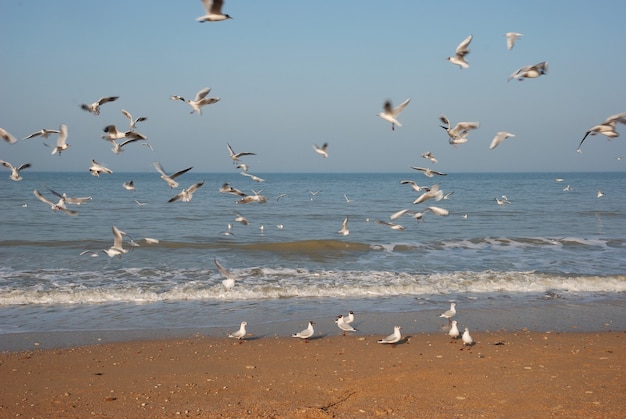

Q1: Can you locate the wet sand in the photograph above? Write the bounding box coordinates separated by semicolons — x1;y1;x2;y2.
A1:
1;330;624;418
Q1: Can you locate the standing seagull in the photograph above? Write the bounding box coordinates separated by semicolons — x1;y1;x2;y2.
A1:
577;112;626;152
377;326;402;346
0;160;31;181
313;143;329;158
170;87;220;115
508;61;549;82
505;32;523;50
50;124;70;155
334;315;357;336
439;302;457;324
0;128;18;144
228;321;248;342
80;96;119;115
153;162;193;188
489;132;516;150
196;0;233;22
168;180;205;203
378;98;410;131
292;321;315;343
461;327;475;349
448;320;460;342
447;34;473;69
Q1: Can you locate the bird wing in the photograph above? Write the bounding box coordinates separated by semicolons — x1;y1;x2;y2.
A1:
392;98;411;115
33;189;55;206
456;34;473;56
188;180;205;193
170;166;193;179
98;96;119;105
0;128;19;144
194;87;211;101
0;160;13;170
56;124;68;145
214;258;236;280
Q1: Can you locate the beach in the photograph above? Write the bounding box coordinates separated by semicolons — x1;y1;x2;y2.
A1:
1;330;623;418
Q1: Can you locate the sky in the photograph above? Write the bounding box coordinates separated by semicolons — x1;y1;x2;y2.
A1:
1;0;625;174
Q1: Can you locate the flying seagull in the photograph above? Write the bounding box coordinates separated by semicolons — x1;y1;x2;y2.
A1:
447;34;472;69
508;61;549;82
505;32;523;50
313;143;329;158
22;128;61;141
196;0;232;22
227;143;256;162
577;112;626;152
0;160;31;181
168;180;205;203
153;162;193;188
80;96;119;115
0;128;18;144
489;132;516;150
170;87;220;115
378;98;410;131
121;109;147;130
50;124;70;156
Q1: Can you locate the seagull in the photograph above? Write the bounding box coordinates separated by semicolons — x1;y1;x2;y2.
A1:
227;143;256;162
334;315;357;336
412;184;444;205
236;194;268;204
439;302;457;324
375;219;405;231
170;87;220;115
447;34;472;69
411;166;447;178
337;216;350;236
309;190;323;200
123;180;135;191
505;32;523;50
22;128;61;141
377;326;402;346
313;143;329;158
0;160;31;181
168;180;205;203
412;206;450;221
153;162;193;188
234;212;249;225
240;172;265;182
440;114;479;144
33;189;78;216
596;189;604;198
461;327;475;349
489;132;516;150
110;137;149;154
292;321;315;342
45;186;92;205
102;125;147;142
378;98;410;131
50;124;70;155
576;113;626;152
80;96;119;115
0;127;18;144
448;320;460;341
495;196;511;205
389;209;413;221
400;180;429;192
344;311;355;324
103;226;131;258
421;151;438;164
236;163;249;172
508;61;549;82
220;182;246;196
443;191;455;200
89;159;113;177
344;194;352;203
228;321;248;342
214;257;238;290
196;0;233;22
121;109;147;130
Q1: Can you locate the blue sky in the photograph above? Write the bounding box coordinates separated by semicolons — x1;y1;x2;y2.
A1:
1;1;625;174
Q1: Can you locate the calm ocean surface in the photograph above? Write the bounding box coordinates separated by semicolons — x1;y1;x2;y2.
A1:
1;171;625;346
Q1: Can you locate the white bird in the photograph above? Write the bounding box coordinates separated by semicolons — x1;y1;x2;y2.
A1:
196;0;233;22
234;212;249;225
378;98;410;131
345;311;355;324
292;321;315;342
439;302;457;323
107;226;131;257
236;163;249;172
421;151;438;164
228;321;248;341
334;315;357;336
412;206;449;221
80;96;119;115
240;172;265;182
412;184;444;205
220;182;246;197
227;143;256;162
168;180;205;203
22;128;61;141
596;189;604;198
123;180;135;191
153;162;193;188
337;216;350;236
121;109;147;130
214;257;238;290
447;34;472;69
32;189;78;216
495;196;511;205
400;180;429;192
170;87;220;115
344;194;352;203
440;115;479;145
461;327;475;349
45;186;92;205
102;125;147;142
505;32;523;50
0;160;31;181
389;209;413;221
308;190;323;199
377;326;402;346
489;132;516;150
236;193;268;204
411;166;447;178
448;320;460;341
577;113;626;152
0;127;18;144
508;61;549;82
50;124;70;155
375;219;405;231
110;137;149;154
313;143;329;158
89;159;113;177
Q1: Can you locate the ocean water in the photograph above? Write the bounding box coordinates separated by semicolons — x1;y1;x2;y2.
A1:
1;171;625;348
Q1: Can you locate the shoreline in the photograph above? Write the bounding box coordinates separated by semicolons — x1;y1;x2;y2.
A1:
1;331;624;417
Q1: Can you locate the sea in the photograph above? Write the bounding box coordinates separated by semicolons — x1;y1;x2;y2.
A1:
1;171;625;350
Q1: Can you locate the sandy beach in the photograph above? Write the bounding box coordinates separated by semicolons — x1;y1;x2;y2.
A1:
1;330;623;418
